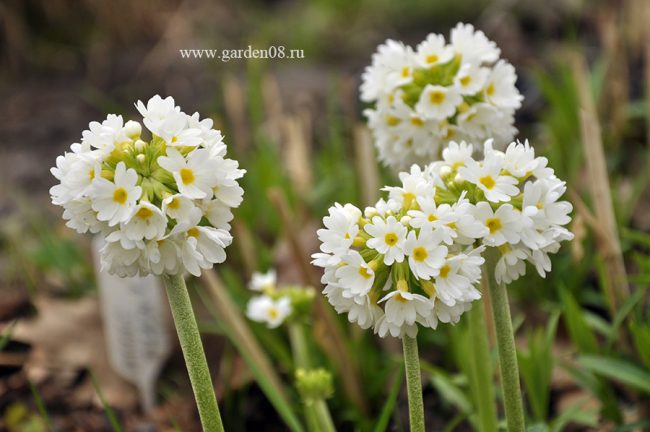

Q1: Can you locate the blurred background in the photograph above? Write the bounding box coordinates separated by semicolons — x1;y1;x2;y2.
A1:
1;0;650;431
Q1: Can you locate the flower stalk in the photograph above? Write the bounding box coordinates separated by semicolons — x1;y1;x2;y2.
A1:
163;273;224;432
484;250;525;432
402;335;425;432
466;278;498;432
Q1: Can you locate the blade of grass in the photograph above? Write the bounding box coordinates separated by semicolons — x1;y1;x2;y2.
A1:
373;366;404;432
90;371;123;432
578;355;650;394
29;380;54;431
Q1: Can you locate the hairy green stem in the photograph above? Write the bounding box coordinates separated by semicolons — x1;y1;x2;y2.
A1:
402;335;425;432
162;273;224;432
467;277;498;432
289;322;336;432
484;251;526;432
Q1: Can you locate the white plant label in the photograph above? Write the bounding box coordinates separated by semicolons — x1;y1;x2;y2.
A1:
92;236;171;411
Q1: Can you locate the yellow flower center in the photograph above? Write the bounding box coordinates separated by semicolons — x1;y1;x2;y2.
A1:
358;266;373;279
428;214;437;222
384;232;398;246
113;187;128;204
410;117;424;127
486;217;502;234
171;136;178;144
136;207;153;219
89;168;95;180
486;83;495;96
439;264;451;279
460;76;471;86
167;197;180;209
267;308;279;320
479;175;496;190
536;202;544;209
187;227;200;238
426;54;439;64
385;115;401;126
401;67;410;78
429;90;446;105
413;247;428;262
180;168;195;185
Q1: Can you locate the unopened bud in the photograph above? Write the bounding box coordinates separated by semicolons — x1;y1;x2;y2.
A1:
134;139;147;152
124;120;142;139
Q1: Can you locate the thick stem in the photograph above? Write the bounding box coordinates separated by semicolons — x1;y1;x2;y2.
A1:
313;399;336;432
289;322;312;369
484;252;526;432
466;276;498;432
402;335;425;432
162;273;224;432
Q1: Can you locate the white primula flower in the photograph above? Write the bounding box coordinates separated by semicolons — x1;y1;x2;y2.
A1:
335;251;375;298
454;64;489;95
314;139;573;338
473;202;522;246
249;270;277;292
450;22;500;64
459;151;519;202
91;162;142;226
415;33;453;68
484;60;523;110
158;147;216;199
365;216;407;265
247;296;292;329
52;95;245;277
380;290;431;327
403;230;447;280
416;85;462;120
121;201;167;241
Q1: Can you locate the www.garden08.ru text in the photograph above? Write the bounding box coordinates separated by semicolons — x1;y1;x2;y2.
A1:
179;45;304;62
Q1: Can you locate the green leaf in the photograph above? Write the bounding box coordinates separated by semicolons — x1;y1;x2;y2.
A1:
559;287;598;354
372;366;403;432
578;355;650;394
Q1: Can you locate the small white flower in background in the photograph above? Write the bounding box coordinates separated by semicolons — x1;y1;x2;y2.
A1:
313;140;573;338
245;269;316;329
247;296;292;329
360;22;523;170
50;95;245;277
249;270;277;292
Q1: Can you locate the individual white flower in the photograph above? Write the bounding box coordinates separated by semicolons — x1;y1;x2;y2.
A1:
157;147;216;199
121;201;167;241
484;60;523;110
454;64;489;95
91;162;142;226
403;230;447;280
472;202;522;246
416;85;462;120
450;22;500;64
380;289;431;327
162;193;202;224
81;114;128;153
246;296;292;329
155;111;202;147
335;251;376;298
365;216;407;265
135;95;180;137
459;151;519;202
316;203;361;262
415;33;453;68
249;270;277;292
495;244;528;284
442;141;474;169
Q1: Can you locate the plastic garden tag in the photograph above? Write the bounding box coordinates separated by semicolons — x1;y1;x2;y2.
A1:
92;236;171;411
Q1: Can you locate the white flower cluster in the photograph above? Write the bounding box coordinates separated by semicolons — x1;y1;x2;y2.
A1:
313;140;573;338
246;270;293;328
361;23;523;170
50;95;245;277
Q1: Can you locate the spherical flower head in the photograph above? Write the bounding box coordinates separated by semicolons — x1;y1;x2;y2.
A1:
50;95;246;277
313;139;573;338
360;22;523;171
